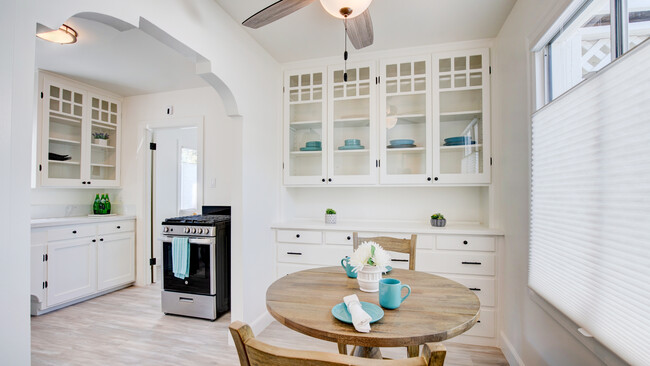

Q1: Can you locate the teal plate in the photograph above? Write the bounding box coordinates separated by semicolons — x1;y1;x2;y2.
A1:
332;302;384;324
300;147;322;151
383;265;393;274
338;145;365;150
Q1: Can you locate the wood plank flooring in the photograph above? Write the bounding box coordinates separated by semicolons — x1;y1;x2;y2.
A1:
31;285;508;366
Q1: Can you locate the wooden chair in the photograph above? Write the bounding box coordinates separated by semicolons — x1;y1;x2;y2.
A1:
229;321;446;366
352;232;417;271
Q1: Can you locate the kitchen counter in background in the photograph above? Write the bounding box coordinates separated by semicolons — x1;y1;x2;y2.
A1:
272;219;503;236
31;215;137;228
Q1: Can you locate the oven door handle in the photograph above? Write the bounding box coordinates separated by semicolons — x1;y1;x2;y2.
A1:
162;236;215;245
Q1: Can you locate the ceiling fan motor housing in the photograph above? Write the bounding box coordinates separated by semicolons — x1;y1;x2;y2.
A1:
340;7;353;17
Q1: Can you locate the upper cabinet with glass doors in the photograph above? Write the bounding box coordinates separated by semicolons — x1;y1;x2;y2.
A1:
283;68;327;185
433;48;490;184
379;56;432;184
327;62;377;185
39;72;122;188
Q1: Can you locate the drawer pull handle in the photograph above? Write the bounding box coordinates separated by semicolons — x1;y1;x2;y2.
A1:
463;240;468;245
92;239;96;243
296;234;300;238
462;261;482;265
477;320;481;323
100;238;104;242
179;297;194;303
469;287;481;291
287;252;302;256
72;230;77;234
117;226;121;229
347;236;351;240
391;259;408;262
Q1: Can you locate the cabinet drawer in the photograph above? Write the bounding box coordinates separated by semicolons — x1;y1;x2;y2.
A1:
325;231;354;245
417;252;495;276
98;220;135;235
277;244;352;266
388;251;411;270
276;230;322;244
435;274;495;307
465;308;495;338
437;235;495;252
47;224;96;241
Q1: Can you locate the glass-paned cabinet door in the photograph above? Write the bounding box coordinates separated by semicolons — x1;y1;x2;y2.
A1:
327;62;377;184
41;76;85;186
88;93;120;186
433;48;490;184
284;68;327;185
379;56;432;184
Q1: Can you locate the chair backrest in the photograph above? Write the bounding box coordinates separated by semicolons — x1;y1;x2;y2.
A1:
228;321;446;366
353;233;417;270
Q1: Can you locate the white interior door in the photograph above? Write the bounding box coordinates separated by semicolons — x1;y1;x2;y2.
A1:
151;126;199;283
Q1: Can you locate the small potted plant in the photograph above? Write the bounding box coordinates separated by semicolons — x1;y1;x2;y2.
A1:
350;241;391;292
325;208;337;224
430;213;446;227
92;132;109;146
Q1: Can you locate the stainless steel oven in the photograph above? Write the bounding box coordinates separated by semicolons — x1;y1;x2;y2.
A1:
161;235;216;295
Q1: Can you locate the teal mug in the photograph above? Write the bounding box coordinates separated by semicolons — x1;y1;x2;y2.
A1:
379;278;411;309
340;256;357;278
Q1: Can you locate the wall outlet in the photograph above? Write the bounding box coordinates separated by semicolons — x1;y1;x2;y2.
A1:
166;105;174;115
209;178;217;188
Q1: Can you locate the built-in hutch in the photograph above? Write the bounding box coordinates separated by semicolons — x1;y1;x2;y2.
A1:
37;71;122;188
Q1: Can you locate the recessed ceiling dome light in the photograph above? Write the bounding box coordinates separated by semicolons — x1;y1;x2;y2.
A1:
36;24;77;44
319;0;373;19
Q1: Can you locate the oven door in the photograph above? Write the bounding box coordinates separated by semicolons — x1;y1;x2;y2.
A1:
162;235;216;295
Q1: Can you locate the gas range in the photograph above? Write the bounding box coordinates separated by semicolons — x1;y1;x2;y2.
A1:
162;214;230;237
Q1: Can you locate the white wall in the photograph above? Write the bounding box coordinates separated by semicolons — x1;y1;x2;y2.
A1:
0;0;34;363
2;1;281;362
121;86;237;286
493;0;608;365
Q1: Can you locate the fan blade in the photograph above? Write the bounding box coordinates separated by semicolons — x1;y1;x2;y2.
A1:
242;0;316;29
347;10;374;49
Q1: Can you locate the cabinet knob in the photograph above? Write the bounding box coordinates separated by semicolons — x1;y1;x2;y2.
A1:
117;226;121;229
463;240;468;245
92;239;96;242
82;181;86;185
72;230;77;234
296;234;300;238
427;177;432;181
328;178;332;182
347;236;351;240
99;238;104;242
322;178;326;182
434;177;439;181
87;181;91;184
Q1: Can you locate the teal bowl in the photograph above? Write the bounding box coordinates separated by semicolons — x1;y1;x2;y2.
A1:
305;141;321;148
344;139;360;146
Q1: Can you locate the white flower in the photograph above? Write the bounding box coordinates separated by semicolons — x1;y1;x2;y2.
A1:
349;241;391;272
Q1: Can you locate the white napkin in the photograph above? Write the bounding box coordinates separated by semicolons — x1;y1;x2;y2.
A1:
343;294;371;333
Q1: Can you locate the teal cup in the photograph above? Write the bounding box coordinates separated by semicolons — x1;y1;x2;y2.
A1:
340;256;357;278
379;278;411;309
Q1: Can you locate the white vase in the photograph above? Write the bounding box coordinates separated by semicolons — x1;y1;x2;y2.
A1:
357;266;382;292
325;214;337;224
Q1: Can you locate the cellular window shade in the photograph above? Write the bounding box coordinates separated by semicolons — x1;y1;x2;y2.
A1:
530;40;650;366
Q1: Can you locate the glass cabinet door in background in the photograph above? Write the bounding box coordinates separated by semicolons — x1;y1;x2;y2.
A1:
88;94;120;186
284;68;327;185
41;77;85;186
379;56;432;184
433;49;490;184
327;62;377;184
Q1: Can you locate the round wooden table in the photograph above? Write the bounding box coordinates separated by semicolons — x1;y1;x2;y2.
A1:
266;266;480;359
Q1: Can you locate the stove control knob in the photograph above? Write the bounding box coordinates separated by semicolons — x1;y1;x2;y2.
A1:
184;227;190;234
191;228;197;234
163;227;169;233
197;228;204;234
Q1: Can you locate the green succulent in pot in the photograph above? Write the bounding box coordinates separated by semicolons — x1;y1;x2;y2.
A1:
430;213;446;227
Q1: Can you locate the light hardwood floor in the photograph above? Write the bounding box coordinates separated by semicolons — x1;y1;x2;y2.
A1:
31;285;508;366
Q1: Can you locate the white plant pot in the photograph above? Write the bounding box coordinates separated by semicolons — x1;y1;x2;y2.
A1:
94;139;108;146
325;214;337;224
357;266;382;292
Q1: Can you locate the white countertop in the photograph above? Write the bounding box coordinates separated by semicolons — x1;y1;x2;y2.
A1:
271;219;504;236
31;215;136;228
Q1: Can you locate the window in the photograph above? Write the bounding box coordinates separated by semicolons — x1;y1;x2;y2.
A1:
546;0;650;100
179;147;198;211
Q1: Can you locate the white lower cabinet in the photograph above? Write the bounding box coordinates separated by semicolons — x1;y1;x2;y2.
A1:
47;237;98;307
273;225;502;346
30;218;136;315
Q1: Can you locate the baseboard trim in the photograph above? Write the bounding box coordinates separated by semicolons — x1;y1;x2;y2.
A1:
250;310;274;336
500;331;525;366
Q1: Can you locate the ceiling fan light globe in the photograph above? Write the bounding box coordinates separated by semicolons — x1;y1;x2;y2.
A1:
319;0;372;19
36;24;77;44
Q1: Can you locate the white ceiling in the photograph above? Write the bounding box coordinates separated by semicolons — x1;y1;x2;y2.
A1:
214;0;517;63
36;17;207;97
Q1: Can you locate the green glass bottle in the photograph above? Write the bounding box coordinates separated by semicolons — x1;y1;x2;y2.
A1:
105;194;111;215
99;194;106;214
93;194;100;215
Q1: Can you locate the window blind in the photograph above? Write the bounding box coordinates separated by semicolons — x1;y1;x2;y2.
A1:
530;40;650;366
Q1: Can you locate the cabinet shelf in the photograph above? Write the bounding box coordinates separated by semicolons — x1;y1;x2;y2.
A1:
440;111;481;123
332;95;370;102
334;149;369;154
386;147;426;153
90;163;116;168
49;112;82;126
440;144;483;150
290;150;322;155
385;90;426;97
91;144;115;149
49;137;80;145
289;100;323;106
290;120;322;130
91;120;117;130
334;117;370;127
48;160;80;165
390;114;426;124
440;86;483;92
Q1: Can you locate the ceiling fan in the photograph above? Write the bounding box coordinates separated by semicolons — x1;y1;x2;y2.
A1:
242;0;374;50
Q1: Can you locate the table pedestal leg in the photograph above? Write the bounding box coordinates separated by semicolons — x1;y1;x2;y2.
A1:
407;345;420;357
337;343;347;355
352;346;382;359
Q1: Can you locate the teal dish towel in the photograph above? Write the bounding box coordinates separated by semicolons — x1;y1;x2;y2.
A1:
172;237;190;279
